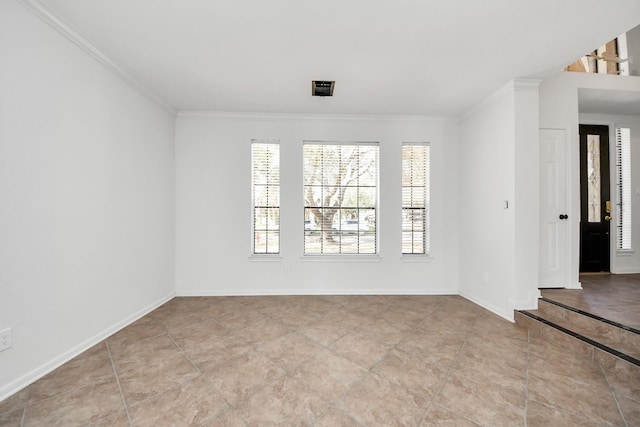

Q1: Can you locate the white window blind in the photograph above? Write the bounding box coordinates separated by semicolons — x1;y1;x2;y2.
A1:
616;128;632;250
303;142;379;255
251;141;280;254
402;143;430;254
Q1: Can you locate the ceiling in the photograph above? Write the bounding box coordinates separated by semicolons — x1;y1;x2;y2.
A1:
33;0;640;116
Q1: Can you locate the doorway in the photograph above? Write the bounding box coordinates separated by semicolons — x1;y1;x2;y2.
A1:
579;124;611;272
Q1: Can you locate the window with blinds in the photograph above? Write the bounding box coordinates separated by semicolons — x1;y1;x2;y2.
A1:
402;143;430;255
303;142;379;255
615;128;632;250
251;141;280;254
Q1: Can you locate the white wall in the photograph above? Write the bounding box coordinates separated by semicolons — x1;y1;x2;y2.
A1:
513;82;542;309
579;113;640;273
459;85;516;319
626;25;640;77
458;80;540;321
539;72;640;285
0;1;176;399
175;113;460;296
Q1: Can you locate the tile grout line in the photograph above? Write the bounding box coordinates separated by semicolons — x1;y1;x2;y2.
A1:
313;308;394;423
19;387;30;427
310;300;413;425
163;329;248;424
418;311;480;426
523;327;530;427
371;306;435;421
386;314;435;425
105;340;133;427
263;303;398;424
166;332;202;376
151;328;245;424
128;330;246;424
596;357;629;427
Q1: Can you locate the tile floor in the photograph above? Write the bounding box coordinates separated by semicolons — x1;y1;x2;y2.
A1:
542;273;640;330
1;294;638;426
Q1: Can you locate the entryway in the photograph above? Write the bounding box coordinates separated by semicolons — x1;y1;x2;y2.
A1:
579;124;611;273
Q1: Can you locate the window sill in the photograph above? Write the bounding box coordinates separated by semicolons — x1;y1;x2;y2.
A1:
616;250;635;257
248;255;282;262
401;255;434;263
300;255;382;263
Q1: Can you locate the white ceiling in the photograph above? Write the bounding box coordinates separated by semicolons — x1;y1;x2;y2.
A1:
34;0;640;116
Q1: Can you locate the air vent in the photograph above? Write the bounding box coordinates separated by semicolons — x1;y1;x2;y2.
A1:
312;81;335;97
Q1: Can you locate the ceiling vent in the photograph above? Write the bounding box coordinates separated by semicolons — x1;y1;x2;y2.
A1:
312;81;335;97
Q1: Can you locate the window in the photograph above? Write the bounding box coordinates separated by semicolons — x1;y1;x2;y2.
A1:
303;142;378;255
251;141;280;254
402;143;430;254
616;128;632;250
565;33;629;76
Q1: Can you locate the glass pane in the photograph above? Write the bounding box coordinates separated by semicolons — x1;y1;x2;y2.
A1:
403;187;425;207
304;234;320;253
265;208;279;229
359;232;377;254
402;208;424;228
322;236;341;254
264;231;279;254
267;186;280;207
252;142;280;255
402;232;413;254
254;185;280;207
358;209;374;232
587;135;601;222
303;142;379;255
412;232;425;253
342;187;358;208
317;208;336;232
357;187;376;208
322;187;338;207
254;207;267;229
254;231;267;253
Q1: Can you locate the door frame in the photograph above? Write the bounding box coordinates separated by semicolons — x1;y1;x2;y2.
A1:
539;128;571;288
578;121;616;274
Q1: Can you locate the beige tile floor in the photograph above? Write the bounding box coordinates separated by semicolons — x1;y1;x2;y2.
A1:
1;294;638;426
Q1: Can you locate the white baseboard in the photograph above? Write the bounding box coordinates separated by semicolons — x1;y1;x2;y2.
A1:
565;281;583;289
457;290;513;322
508;289;542;312
0;291;175;402
611;268;640;274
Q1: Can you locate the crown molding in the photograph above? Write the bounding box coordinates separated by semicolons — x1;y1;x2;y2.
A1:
17;0;176;116
513;78;543;90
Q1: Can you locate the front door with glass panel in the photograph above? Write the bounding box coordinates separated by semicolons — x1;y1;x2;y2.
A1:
579;125;611;272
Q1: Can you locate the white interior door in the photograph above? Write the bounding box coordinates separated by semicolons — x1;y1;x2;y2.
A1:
539;129;568;288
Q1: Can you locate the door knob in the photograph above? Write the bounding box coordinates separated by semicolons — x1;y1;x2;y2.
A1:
604;215;612;221
559;214;568;220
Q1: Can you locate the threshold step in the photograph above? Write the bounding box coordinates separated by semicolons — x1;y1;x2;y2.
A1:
515;310;640;368
537;297;640;361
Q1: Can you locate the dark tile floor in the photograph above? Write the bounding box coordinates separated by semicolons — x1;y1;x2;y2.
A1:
1;292;638;426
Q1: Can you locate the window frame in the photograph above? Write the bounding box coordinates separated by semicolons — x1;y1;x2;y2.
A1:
402;142;430;256
251;140;281;256
302;140;380;256
615;127;632;252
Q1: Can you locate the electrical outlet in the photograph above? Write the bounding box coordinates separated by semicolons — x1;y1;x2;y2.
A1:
0;328;12;352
